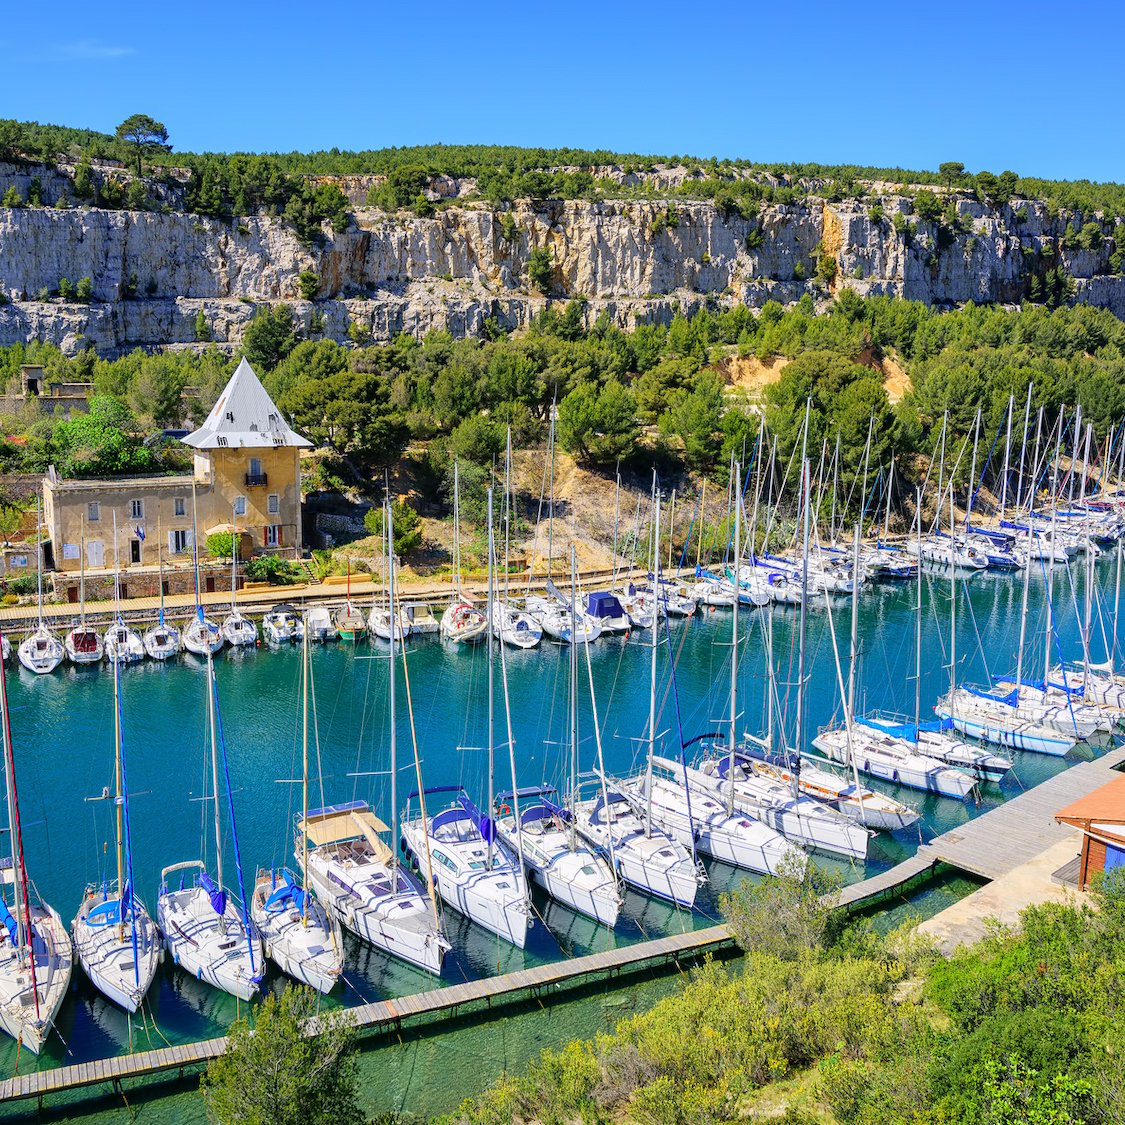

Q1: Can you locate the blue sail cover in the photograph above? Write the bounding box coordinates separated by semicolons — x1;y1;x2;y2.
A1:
264;870;307;914
198;871;227;919
0;898;16;943
458;794;495;845
586;592;625;620
994;674;1083;697
965;685;1020;708
860;714;954;740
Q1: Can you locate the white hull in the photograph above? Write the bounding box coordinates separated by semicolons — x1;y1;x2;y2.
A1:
936;694;1075;756
573;792;699;907
251;869;344;995
262;611;303;646
301;846;447;975
104;624;145;665
18;628;64;674
440;601;488;644
157;880;261;1001
72;890;160;1012
626;773;804;876
490;602;543;649
0;902;72;1055
494;811;619;926
368;606;409;642
65;628;103;665
143;623;181;661
182;616;224;656
814;727;977;799
222;612;257;648
401;813;529;948
305;607;334;642
684;756;869;860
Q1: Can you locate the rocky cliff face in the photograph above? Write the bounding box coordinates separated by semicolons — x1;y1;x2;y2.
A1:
0;182;1122;355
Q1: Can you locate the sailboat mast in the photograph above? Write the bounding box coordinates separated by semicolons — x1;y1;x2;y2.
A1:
113;655;124;920
915;488;923;729
727;461;740;816
611;465;621;588
949;489;958;704
230;508;238;612
387;499;399;875
486;488;495;868
646;479;659;837
1044;454;1060;687
206;646;225;913
998;394;1015;521
301;616;310;921
794;457;811;764
79;517;86;626
847;522;861;725
547;404;555;586
1013;383;1034;517
35;497;43;629
568;548;579;852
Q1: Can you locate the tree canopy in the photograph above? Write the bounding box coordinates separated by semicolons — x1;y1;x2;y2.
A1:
113;114;170;176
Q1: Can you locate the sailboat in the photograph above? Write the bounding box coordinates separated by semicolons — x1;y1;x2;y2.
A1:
157;643;262;999
143;539;182;661
491;432;543;650
103;521;145;665
300;503;449;973
402;490;531;946
494;548;619;925
72;654;160;1010
0;629;72;1052
856;493;1012;785
440;462;487;644
18;499;64;675
333;561;367;642
65;525;103;665
182;489;224;657
222;514;257;647
252;628;343;994
686;469;869;860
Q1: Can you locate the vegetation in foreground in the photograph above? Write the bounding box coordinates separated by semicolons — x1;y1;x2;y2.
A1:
449;867;1125;1125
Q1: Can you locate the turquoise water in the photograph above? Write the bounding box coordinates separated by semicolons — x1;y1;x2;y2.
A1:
0;554;1119;1085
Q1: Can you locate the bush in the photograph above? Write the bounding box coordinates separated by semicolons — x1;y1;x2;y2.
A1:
527;246;553;294
363;500;423;556
244;555;301;585
57;277;74;301
75;276;93;302
297;269;320;300
206;531;235;559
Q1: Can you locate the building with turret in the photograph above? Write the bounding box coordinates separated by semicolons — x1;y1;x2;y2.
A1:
42;358;310;576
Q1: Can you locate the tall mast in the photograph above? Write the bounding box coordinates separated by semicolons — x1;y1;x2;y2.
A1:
998;394;1015;521
452;460;461;599
35;497;43;629
610;464;621;588
847;521;861;729
794;402;811;762
301;610;310;922
1012;383;1034;518
914;488;923;730
386;499;399;876
486;488;495;868
568;547;579;852
547;401;556;586
79;517;87;626
230;507;238;612
206;645;224;922
646;475;659;837
1044;453;1060;687
948;488;957;705
113;621;124;917
727;461;740;816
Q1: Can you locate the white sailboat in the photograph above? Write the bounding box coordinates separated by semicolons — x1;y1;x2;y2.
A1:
440;462;488;644
253;629;343;994
300;505;449;973
102;517;145;665
72;656;160;1010
222;513;257;648
182;490;224;657
333;562;367;642
0;632;72;1052
143;541;181;661
65;525;103;665
494;544;619;925
157;647;262;1000
685;466;867;861
18;499;64;676
403;490;531;946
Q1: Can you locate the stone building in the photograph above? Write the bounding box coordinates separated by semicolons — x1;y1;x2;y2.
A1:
42;358;310;573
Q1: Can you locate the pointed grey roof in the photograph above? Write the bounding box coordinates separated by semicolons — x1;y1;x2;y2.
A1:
182;358;311;450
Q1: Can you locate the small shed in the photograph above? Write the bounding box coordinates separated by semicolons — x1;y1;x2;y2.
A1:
1054;773;1125;889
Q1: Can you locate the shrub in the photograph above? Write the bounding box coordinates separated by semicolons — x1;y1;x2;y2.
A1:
244;555;301;585
75;276;93;302
1;186;23;208
527;246;553;294
57;277;74;301
206;531;235;559
297;269;320;300
363;500;423;556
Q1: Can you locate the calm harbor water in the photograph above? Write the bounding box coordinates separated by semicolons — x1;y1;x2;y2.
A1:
0;553;1119;1097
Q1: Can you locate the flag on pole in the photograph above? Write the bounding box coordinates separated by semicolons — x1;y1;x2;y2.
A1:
135;525;145;541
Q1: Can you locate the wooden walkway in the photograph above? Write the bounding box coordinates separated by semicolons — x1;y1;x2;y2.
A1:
0;924;733;1106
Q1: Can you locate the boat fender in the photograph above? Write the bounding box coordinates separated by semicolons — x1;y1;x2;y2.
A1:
892;770;899;783
863;761;870;773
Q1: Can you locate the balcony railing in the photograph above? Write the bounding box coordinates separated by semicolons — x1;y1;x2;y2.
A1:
244;472;268;487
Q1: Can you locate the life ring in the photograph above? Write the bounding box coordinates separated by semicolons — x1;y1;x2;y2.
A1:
499;803;511;817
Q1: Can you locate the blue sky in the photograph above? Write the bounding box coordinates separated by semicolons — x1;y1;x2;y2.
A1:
4;1;1123;182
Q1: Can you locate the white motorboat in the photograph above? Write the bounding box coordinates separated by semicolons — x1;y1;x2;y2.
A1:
490;600;542;649
401;789;530;947
262;604;304;645
65;625;103;665
402;602;439;636
493;788;620;926
251;867;343;995
584;591;631;634
103;619;145;665
222;610;258;648
0;646;73;1052
305;605;334;642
